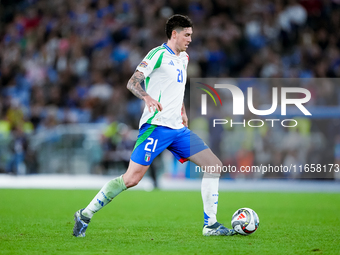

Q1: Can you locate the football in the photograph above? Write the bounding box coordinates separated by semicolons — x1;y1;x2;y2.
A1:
231;208;259;235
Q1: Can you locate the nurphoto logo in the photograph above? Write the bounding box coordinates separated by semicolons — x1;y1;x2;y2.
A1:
197;82;312;128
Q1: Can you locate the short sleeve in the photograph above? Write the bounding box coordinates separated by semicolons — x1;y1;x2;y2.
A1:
136;47;165;78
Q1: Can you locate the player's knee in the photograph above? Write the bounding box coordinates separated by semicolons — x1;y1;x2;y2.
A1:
216;159;223;168
206;159;222;168
204;159;222;175
123;176;141;188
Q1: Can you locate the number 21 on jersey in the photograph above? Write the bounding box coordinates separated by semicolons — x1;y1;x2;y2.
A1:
177;69;183;83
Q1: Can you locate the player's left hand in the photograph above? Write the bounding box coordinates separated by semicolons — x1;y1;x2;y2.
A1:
143;95;163;113
182;113;188;127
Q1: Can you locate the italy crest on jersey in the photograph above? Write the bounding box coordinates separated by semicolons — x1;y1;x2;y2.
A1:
145;152;151;162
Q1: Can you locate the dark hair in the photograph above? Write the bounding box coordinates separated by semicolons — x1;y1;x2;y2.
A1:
165;14;193;39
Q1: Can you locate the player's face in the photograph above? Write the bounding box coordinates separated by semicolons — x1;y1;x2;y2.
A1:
175;27;192;52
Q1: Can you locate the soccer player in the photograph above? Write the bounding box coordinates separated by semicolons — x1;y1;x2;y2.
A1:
73;14;236;237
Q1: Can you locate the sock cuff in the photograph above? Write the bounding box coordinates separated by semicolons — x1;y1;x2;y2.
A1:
119;175;127;190
203;172;221;178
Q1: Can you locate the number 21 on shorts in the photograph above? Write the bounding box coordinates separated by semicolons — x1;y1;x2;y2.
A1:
144;138;158;152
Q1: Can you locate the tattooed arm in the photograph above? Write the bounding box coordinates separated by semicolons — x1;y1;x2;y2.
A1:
126;71;148;99
127;71;163;112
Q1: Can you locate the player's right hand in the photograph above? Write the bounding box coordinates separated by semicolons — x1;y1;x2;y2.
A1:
143;95;163;112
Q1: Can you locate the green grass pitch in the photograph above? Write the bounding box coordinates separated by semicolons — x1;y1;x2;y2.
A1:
0;189;339;255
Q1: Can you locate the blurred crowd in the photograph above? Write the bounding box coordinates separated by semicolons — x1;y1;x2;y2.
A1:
1;0;340;177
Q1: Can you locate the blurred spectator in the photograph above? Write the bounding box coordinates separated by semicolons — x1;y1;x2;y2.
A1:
6;99;25;129
6;126;28;175
100;119;135;173
88;70;113;101
0;115;11;138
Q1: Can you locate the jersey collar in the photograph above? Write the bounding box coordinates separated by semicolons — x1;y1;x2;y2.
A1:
162;43;176;55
